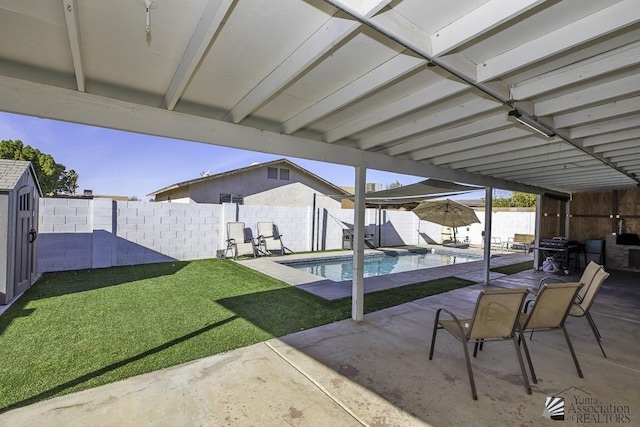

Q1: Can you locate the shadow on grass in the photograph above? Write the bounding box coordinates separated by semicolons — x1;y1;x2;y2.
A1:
218;277;473;338
0;315;237;414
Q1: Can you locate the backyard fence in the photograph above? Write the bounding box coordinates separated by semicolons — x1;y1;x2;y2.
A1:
36;198;535;273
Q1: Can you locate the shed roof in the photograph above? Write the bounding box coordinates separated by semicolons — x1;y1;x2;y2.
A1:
0;159;41;195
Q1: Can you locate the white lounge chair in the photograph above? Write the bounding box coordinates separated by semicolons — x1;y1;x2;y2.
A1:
257;221;291;255
225;222;256;259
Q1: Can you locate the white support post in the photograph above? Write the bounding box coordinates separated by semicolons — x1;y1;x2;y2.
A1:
534;195;542;270
352;165;366;322
565;199;571;239
483;187;493;285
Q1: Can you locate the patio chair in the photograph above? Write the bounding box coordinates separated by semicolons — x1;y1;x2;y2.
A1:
568;267;610;357
518;282;583;384
225;222;257;259
257;221;291;255
490;237;504;251
537;260;602;295
429;288;531;400
530;261;603;340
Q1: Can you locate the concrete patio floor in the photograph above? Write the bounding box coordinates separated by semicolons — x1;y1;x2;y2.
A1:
1;260;638;426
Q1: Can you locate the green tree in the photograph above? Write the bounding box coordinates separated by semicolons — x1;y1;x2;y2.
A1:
0;139;79;195
490;191;536;207
386;180;403;189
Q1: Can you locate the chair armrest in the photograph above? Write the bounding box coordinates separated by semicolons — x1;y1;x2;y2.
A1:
435;308;468;338
537;276;566;290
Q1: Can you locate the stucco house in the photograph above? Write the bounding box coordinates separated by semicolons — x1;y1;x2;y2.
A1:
147;158;351;209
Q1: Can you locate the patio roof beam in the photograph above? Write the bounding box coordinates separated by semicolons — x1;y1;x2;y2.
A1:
511;40;640;100
447;143;575;169
535;73;640;116
282;52;425;134
409;128;533;161
62;0;85;92
429;136;552;165
224;1;393;125
325;79;468;143
358;97;502;150
431;0;548;57
0;74;563;197
477;0;640;82
570;115;640;139
382;112;512;157
162;0;234;111
325;0;640;186
583;128;640;147
554;96;640;129
480;157;598;175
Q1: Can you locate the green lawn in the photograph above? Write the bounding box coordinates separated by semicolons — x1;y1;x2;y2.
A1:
0;259;472;413
491;260;534;275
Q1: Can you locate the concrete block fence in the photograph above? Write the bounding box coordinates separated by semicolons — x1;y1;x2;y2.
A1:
36;198;534;273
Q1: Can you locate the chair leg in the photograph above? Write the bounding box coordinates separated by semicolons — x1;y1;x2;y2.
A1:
585;315;607;358
429;318;440;360
586;312;603;338
512;336;532;395
461;339;478;400
519;332;537;384
562;326;583;378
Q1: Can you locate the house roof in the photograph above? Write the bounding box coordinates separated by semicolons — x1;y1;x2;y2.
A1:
147;158;352;197
0;159;42;195
1;1;640;195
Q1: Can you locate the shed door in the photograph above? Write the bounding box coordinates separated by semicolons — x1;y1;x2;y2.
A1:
15;186;37;294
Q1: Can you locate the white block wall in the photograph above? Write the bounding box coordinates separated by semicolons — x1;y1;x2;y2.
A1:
37;198;536;273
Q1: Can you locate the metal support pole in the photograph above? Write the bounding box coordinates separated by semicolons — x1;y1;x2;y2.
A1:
483;187;493;285
534;195;542;270
352;165;366;322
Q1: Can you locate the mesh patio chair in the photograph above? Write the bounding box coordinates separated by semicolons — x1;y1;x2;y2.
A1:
518;282;583;384
429;288;531;400
257;221;291;255
535;261;609;357
225;222;257;259
538;260;602;296
569;267;610;357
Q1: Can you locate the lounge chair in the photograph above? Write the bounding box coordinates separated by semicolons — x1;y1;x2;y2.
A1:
225;222;256;259
257;221;291;255
429;288;531;400
518;282;583;383
490;237;504;251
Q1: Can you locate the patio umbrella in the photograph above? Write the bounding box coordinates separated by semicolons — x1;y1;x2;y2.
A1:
412;199;480;244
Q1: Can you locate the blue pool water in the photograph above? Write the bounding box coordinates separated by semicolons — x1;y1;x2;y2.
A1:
283;251;480;282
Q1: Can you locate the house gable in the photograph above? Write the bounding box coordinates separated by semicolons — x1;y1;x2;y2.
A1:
150;159;349;205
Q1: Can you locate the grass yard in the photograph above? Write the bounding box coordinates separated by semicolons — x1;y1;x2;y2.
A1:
491;260;534;275
0;259;472;413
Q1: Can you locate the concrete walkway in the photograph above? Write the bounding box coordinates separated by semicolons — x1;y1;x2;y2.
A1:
1;262;638;426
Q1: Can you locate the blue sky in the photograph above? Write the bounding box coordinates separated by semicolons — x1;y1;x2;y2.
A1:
0;111;431;199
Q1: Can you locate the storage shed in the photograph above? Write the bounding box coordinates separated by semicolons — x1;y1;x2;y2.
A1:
0;159;41;305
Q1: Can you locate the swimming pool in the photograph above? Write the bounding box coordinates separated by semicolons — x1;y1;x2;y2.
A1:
281;251;481;282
